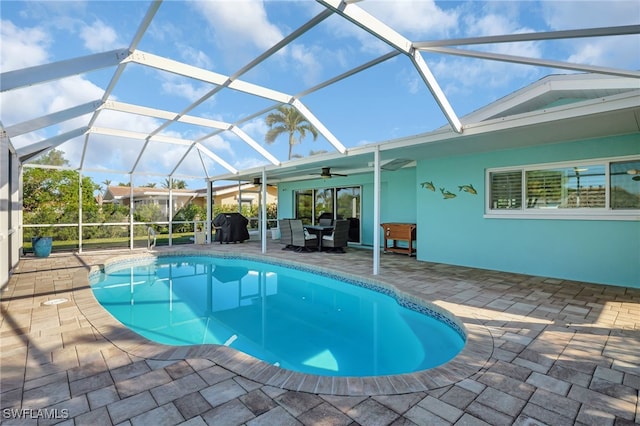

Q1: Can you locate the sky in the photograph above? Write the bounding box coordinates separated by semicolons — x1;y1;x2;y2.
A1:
1;0;639;190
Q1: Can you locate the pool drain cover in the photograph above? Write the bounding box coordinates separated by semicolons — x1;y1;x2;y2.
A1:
42;298;68;306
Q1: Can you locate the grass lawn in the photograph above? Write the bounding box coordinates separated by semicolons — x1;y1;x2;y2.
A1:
23;233;196;252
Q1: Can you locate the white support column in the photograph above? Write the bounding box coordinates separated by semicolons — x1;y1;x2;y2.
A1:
261;169;267;254
206;181;212;244
78;171;83;253
168;178;173;247
129;175;134;250
0;132;9;287
373;146;381;275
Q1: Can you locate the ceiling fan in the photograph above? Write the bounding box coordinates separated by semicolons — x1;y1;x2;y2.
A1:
312;167;348;179
627;169;640;181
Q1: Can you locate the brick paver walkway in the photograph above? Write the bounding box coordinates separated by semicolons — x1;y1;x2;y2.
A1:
1;241;639;425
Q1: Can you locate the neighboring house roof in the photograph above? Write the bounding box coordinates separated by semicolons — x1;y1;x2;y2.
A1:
103;184;271;202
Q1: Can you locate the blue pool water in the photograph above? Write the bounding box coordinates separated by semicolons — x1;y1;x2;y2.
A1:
90;255;465;377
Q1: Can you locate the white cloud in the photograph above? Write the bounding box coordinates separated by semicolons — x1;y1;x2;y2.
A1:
0;20;50;71
540;0;640;69
80;19;119;52
361;0;459;38
541;0;640;29
178;44;213;70
192;0;283;53
162;78;213;102
240;117;269;141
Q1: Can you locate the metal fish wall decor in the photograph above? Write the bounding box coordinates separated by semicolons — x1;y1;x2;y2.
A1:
440;188;457;199
421;180;478;199
458;184;477;195
420;181;435;191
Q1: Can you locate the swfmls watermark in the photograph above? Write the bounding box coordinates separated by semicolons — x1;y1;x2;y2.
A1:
2;408;69;420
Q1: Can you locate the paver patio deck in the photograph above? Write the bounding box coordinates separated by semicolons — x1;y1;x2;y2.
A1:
1;240;639;425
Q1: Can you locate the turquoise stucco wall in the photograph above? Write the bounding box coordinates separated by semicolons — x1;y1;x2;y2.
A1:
275;134;639;287
416;133;640;288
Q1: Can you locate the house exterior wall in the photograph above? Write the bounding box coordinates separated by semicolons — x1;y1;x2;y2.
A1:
277;167;417;246
416;133;639;288
211;185;278;207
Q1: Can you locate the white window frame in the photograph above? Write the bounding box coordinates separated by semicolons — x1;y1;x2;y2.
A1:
485;155;640;221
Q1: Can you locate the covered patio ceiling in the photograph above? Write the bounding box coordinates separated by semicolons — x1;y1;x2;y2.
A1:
1;1;639;186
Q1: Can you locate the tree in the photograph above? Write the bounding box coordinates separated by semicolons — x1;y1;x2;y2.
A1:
265;105;318;160
102;179;112;195
22;149;100;239
163;178;187;189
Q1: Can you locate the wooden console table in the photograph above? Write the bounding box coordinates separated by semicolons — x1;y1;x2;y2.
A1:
381;223;416;256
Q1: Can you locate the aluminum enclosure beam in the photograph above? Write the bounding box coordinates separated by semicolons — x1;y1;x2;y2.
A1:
0;49;130;92
291;100;347;154
318;0;463;133
5;100;102;137
413;25;640;48
16;127;89;161
420;46;640;79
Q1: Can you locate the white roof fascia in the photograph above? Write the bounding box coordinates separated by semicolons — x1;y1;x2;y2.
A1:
0;49;130;92
380;89;640;153
230;126;281;165
461;89;640;135
463;74;640;124
17;127;89;160
291;99;347;153
319;0;462;133
420;46;640;79
5;100;102;137
414;25;640;48
195;143;238;174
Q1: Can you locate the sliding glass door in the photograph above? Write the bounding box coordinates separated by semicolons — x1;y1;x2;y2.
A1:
294;186;361;243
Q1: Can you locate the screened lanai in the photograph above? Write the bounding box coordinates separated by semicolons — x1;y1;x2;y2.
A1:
1;1;639;286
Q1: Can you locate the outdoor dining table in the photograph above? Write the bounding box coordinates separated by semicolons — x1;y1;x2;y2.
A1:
303;225;334;250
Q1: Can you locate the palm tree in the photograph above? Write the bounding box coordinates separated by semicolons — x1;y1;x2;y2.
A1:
162;178;187;189
102;179;112;195
265;105;318;160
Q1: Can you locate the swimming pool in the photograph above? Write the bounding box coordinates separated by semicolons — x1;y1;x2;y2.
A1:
90;255;465;377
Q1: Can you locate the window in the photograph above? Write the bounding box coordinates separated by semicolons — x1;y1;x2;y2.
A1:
611;159;640;209
486;156;639;219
